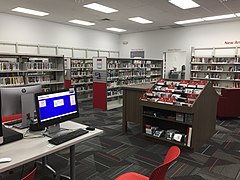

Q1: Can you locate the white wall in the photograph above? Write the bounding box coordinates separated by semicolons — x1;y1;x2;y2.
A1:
119;20;240;78
0;13;119;52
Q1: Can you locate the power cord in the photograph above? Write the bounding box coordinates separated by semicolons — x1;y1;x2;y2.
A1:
23;129;46;139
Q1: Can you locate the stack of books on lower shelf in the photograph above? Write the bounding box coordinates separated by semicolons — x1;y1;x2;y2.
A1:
144;124;192;147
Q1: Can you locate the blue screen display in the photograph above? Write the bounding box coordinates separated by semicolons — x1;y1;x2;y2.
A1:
37;90;78;122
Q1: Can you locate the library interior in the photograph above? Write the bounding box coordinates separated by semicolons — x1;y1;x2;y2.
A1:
0;0;240;180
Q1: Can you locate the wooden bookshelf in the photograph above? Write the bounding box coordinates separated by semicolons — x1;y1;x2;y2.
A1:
122;83;153;132
139;79;219;151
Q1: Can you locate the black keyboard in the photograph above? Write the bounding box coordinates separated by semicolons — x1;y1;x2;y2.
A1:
4;119;22;126
48;128;89;145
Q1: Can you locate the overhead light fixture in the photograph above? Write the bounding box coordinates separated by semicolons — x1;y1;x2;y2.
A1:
128;17;153;24
236;13;240;17
169;0;200;9
203;14;236;21
69;19;95;26
174;18;204;24
106;27;126;32
12;7;49;16
83;3;118;13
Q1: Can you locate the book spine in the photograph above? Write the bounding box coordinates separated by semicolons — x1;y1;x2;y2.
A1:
187;127;192;147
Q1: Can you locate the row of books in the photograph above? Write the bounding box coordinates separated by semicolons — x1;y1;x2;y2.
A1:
192;65;240;71
0;76;24;85
25;62;55;70
26;76;51;84
71;61;92;68
192;73;240;80
156;79;207;88
192;57;239;63
140;80;206;106
145;124;192;147
0;62;19;71
143;109;193;124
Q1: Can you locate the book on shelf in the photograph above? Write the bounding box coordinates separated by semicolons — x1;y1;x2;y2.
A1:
185;114;193;124
0;62;20;71
176;113;184;122
187;127;192;147
0;76;24;85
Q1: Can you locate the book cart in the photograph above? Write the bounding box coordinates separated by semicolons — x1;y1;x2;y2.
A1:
139;79;219;150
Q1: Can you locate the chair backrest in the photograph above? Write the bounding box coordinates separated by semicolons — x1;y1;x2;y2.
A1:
21;167;37;180
149;146;180;180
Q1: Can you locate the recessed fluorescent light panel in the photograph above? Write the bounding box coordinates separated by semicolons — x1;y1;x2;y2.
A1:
203;14;236;21
169;0;200;9
236;13;240;17
106;27;126;32
12;7;49;16
128;17;153;24
83;3;118;13
175;18;204;24
69;19;95;26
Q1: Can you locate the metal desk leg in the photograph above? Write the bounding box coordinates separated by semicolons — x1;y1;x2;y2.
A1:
70;145;76;180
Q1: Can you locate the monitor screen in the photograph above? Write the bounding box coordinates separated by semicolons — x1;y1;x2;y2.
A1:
35;88;79;128
0;85;42;117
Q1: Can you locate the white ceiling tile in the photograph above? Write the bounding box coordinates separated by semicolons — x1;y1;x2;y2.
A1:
0;0;239;34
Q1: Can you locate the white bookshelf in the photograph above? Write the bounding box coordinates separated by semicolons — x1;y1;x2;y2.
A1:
190;47;240;93
0;53;65;91
93;57;163;110
70;58;93;102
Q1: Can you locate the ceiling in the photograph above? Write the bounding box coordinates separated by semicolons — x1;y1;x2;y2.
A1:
0;0;240;34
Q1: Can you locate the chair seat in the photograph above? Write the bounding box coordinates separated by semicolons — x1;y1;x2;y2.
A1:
115;172;149;180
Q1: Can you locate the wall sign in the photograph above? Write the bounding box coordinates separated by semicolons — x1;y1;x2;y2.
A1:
130;50;144;58
224;41;240;45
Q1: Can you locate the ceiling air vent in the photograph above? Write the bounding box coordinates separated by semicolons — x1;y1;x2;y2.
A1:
100;18;111;21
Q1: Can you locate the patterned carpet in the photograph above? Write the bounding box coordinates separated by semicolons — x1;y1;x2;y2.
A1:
1;102;240;180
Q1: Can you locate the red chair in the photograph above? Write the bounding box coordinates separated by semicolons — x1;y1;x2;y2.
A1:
115;146;180;180
21;166;37;180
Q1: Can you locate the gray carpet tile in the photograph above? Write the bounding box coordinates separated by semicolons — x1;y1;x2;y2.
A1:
1;101;240;180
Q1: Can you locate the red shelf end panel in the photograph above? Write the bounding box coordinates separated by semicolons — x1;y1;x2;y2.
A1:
93;82;107;111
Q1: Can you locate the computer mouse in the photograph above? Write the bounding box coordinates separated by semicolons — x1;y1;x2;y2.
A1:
86;126;95;131
0;157;12;163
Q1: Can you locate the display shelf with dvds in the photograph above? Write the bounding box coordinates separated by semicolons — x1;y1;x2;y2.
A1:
70;58;93;102
0;54;64;91
92;57;163;110
190;46;240;93
139;79;218;151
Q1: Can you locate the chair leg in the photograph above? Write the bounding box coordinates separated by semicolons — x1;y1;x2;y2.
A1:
36;157;57;178
59;174;71;180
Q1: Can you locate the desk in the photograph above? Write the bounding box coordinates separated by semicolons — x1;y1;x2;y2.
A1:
122;84;153;132
0;121;103;180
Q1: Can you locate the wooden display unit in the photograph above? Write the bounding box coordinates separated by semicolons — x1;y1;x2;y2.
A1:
92;57;163;110
122;83;153;132
190;46;240;94
139;79;218;150
70;58;93;102
0;53;65;91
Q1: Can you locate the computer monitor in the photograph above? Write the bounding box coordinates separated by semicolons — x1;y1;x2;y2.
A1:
35;88;79;137
0;84;42;129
